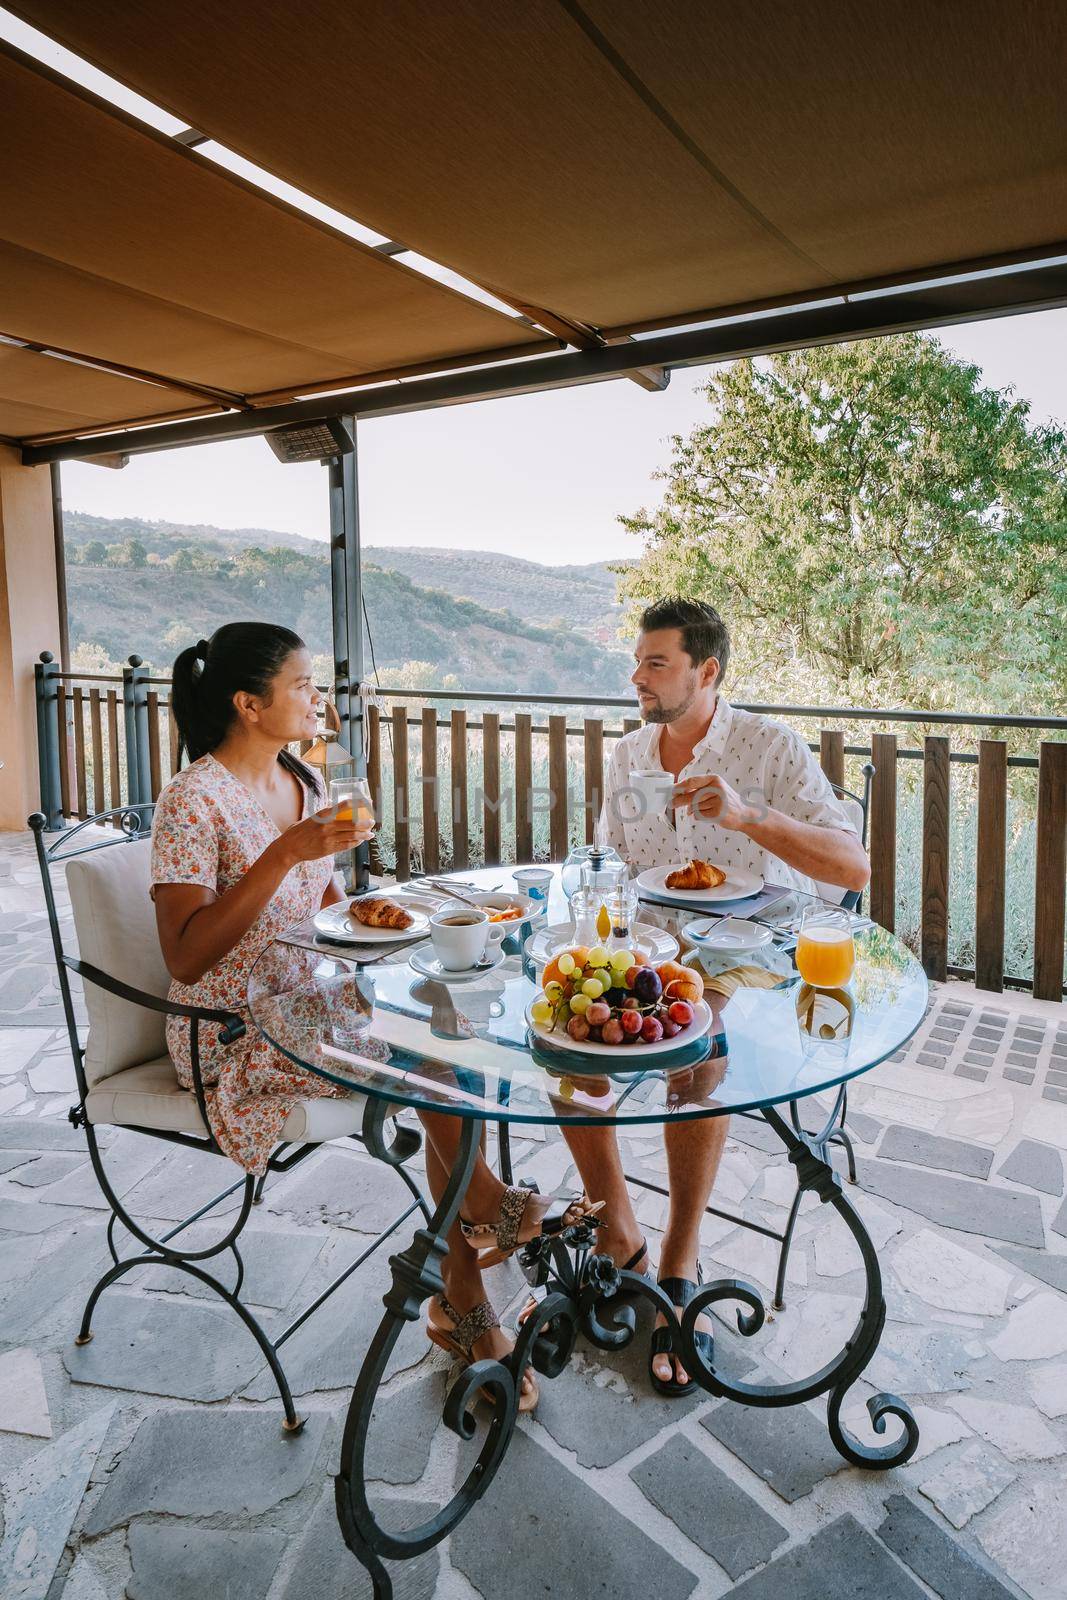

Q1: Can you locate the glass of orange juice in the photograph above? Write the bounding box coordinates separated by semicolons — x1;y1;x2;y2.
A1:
794;905;855;988
329;777;375;830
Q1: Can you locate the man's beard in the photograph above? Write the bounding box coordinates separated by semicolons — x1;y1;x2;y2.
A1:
641;680;700;724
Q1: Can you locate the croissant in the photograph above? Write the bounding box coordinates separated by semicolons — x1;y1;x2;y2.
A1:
665;859;726;891
350;896;414;930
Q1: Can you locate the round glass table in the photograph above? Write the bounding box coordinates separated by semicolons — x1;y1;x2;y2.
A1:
248;865;928;1599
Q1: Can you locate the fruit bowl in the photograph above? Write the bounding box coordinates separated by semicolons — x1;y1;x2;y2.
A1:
526;945;710;1056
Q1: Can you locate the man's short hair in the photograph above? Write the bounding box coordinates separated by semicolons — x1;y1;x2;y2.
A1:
639;598;730;684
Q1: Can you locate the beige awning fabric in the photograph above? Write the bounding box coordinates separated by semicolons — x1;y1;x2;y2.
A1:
10;0;1067;335
0;40;545;439
0;344;211;441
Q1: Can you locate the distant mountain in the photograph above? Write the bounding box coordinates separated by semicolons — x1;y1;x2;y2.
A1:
62;511;633;693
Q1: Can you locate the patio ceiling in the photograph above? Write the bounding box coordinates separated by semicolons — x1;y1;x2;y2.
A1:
3;1;1067;454
0;39;548;444
10;0;1067;336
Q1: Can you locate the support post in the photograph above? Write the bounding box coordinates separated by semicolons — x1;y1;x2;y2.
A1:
122;655;152;806
35;651;64;830
328;418;368;890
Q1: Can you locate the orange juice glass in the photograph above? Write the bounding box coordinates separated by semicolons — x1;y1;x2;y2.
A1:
794;906;855;988
329;778;375;829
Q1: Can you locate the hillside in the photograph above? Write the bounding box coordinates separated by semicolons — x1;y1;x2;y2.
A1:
63;512;633;693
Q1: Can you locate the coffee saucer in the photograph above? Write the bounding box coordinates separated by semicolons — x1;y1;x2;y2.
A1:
408;945;506;982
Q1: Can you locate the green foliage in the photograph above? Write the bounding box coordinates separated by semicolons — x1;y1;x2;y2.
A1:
618;334;1067;714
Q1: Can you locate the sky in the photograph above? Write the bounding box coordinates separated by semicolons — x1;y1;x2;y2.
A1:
62;307;1067;566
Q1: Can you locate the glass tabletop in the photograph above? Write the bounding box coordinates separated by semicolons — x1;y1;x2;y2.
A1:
247;865;927;1127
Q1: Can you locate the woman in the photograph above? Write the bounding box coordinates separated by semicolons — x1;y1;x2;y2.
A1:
153;622;593;1412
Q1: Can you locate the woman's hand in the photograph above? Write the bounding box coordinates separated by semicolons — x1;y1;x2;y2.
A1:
274;807;374;868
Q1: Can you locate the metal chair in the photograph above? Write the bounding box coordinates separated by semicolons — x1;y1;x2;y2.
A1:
29;804;428;1432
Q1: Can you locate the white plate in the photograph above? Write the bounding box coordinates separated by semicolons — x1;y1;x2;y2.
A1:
409;945;505;982
313;901;430;944
524;921;679;967
635;864;764;906
463;890;544;928
684;916;773;953
525;998;713;1059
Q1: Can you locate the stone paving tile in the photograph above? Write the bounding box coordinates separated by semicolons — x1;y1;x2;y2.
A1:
137;1224;326;1309
266;1148;414;1235
8;1152;86;1188
64;1294;271;1401
0;1149;37;1175
878;1126;994;1178
277;1487;440;1600
889;1228;1013;1316
120;1145;248;1223
990;1242;1067;1295
0;1223;109;1345
451;1429;698;1600
60;1554;110;1600
1029;1365;1067;1419
946;1396;1066;1461
700;1398;846;1502
1053;1196;1067;1239
0;1405;115;1600
241;1244;427;1400
127;1523;287;1600
996;1139;1064;1195
0;1196;79;1234
49;1130;168;1210
987;1292;1067;1361
917;1441;1017;1528
630;1434;787;1579
728;1512;925;1599
0;1118;111;1153
877;1493;1018;1599
855;1159;1045;1246
364;1369;449;1486
0;1346;53;1438
978;1472;1067;1599
86;1409;329;1533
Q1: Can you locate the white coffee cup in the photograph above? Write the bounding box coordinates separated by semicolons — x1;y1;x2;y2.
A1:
429;908;506;971
628;768;677;816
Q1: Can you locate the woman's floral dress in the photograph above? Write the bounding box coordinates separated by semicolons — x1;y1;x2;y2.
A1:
149;753;352;1173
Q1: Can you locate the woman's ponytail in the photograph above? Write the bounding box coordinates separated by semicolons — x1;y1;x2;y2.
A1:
169;623;321;795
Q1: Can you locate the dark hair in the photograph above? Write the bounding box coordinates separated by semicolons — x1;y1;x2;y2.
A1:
171;622;321;794
639;597;731;684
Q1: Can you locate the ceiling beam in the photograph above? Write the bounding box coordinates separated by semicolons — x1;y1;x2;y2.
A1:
20;255;1067;464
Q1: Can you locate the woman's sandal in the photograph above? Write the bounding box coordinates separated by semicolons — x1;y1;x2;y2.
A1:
514;1238;650;1331
649;1264;715;1398
426;1295;538;1413
460;1185;604;1267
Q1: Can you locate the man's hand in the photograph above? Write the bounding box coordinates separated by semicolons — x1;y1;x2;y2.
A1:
672;774;756;831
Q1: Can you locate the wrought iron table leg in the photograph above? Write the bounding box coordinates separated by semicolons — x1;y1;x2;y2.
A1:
335;1112;527;1600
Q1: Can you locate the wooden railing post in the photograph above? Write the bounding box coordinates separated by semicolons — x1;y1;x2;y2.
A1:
146;690;163;800
869;732;896;931
975;740;1007;992
921;736;950;982
392;704;410;880
515;712;533;861
89;688;105;815
548;714;569;860
1033;741;1067;1001
482;711;501;866
365;701;386;877
820;728;845;790
72;686;88;820
584;718;603;845
451;709;469;871
421;706;439;874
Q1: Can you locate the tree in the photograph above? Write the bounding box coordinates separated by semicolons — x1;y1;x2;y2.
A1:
80;539;108;566
106;538;149;569
618;335;1067;710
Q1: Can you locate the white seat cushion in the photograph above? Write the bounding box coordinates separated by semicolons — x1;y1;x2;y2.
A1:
85;1055;372;1144
66;838;170;1085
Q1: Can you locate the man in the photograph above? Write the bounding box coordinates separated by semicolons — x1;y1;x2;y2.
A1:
569;597;869;1392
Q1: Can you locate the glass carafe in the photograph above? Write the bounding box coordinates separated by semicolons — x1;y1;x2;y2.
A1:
560;843;624;901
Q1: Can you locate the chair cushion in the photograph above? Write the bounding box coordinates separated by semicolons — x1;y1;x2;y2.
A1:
84;1055;372;1143
66;839;170;1086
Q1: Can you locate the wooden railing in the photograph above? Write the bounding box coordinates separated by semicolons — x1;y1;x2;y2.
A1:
34;655;1067;1001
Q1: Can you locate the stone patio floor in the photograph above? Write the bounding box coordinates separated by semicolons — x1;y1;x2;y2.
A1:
0;829;1065;1599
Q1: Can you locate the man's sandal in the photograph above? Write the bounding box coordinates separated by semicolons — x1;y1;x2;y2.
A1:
649;1264;714;1398
426;1295;538;1413
459;1185;604;1267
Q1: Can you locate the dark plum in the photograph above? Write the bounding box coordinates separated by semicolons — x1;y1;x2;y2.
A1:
632;968;662;1005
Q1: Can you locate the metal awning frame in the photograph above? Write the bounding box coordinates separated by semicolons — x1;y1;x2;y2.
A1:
19;249;1067;465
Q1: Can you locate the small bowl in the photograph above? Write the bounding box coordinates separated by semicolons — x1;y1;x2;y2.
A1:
685;916;773;953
